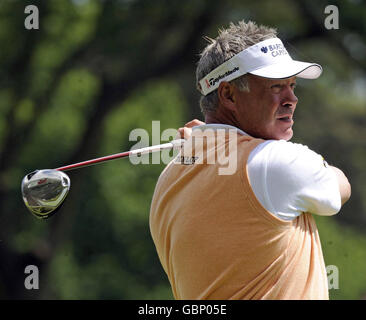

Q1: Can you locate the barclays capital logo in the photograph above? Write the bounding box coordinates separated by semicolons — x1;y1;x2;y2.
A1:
261;46;268;53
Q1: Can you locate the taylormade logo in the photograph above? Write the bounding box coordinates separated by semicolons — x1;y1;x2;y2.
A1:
207;67;239;88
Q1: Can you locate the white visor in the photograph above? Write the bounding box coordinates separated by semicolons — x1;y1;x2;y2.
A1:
198;38;322;96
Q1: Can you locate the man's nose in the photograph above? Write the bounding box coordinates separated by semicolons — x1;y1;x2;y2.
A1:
282;87;298;107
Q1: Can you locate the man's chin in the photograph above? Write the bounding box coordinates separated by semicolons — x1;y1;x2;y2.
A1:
250;127;293;141
272;119;294;140
280;129;293;141
271;128;293;141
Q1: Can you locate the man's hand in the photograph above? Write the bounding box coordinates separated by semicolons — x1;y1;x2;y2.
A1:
175;119;205;140
330;166;351;206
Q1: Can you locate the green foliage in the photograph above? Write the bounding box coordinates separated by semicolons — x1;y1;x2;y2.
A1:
45;80;185;299
316;216;366;299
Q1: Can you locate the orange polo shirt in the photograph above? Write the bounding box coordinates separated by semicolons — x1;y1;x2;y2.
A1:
149;128;329;300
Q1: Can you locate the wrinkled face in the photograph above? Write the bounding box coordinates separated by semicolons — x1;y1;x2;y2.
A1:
234;75;298;141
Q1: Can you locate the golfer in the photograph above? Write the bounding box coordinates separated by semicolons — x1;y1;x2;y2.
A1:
150;20;351;300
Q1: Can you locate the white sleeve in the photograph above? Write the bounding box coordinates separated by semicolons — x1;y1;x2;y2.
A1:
247;140;341;221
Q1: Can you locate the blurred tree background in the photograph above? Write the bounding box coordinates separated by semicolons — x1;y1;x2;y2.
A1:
0;0;365;299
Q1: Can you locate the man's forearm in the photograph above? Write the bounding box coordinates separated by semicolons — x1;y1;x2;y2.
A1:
330;166;351;206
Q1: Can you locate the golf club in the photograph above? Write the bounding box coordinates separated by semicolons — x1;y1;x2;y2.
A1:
21;139;185;219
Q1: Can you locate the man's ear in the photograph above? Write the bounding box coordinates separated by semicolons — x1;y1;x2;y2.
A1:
217;82;236;111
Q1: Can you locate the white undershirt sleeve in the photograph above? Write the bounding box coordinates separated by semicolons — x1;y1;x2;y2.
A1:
247;140;341;221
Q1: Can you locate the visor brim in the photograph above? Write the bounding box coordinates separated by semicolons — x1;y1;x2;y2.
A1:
248;60;322;80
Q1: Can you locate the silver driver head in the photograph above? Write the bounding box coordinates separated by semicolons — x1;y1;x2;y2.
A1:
21;169;71;219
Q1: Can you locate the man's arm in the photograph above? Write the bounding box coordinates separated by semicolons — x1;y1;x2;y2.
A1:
249;141;347;219
330;166;351;206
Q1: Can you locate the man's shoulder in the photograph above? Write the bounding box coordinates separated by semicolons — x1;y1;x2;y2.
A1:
249;139;323;169
255;139;316;156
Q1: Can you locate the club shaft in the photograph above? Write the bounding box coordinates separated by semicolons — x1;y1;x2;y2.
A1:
55;139;185;172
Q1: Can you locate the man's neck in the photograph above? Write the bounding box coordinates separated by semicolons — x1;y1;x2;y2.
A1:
205;110;242;130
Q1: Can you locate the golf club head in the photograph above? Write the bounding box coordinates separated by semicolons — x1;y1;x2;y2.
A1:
21;169;70;219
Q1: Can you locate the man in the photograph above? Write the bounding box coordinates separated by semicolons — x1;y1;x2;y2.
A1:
149;20;351;300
